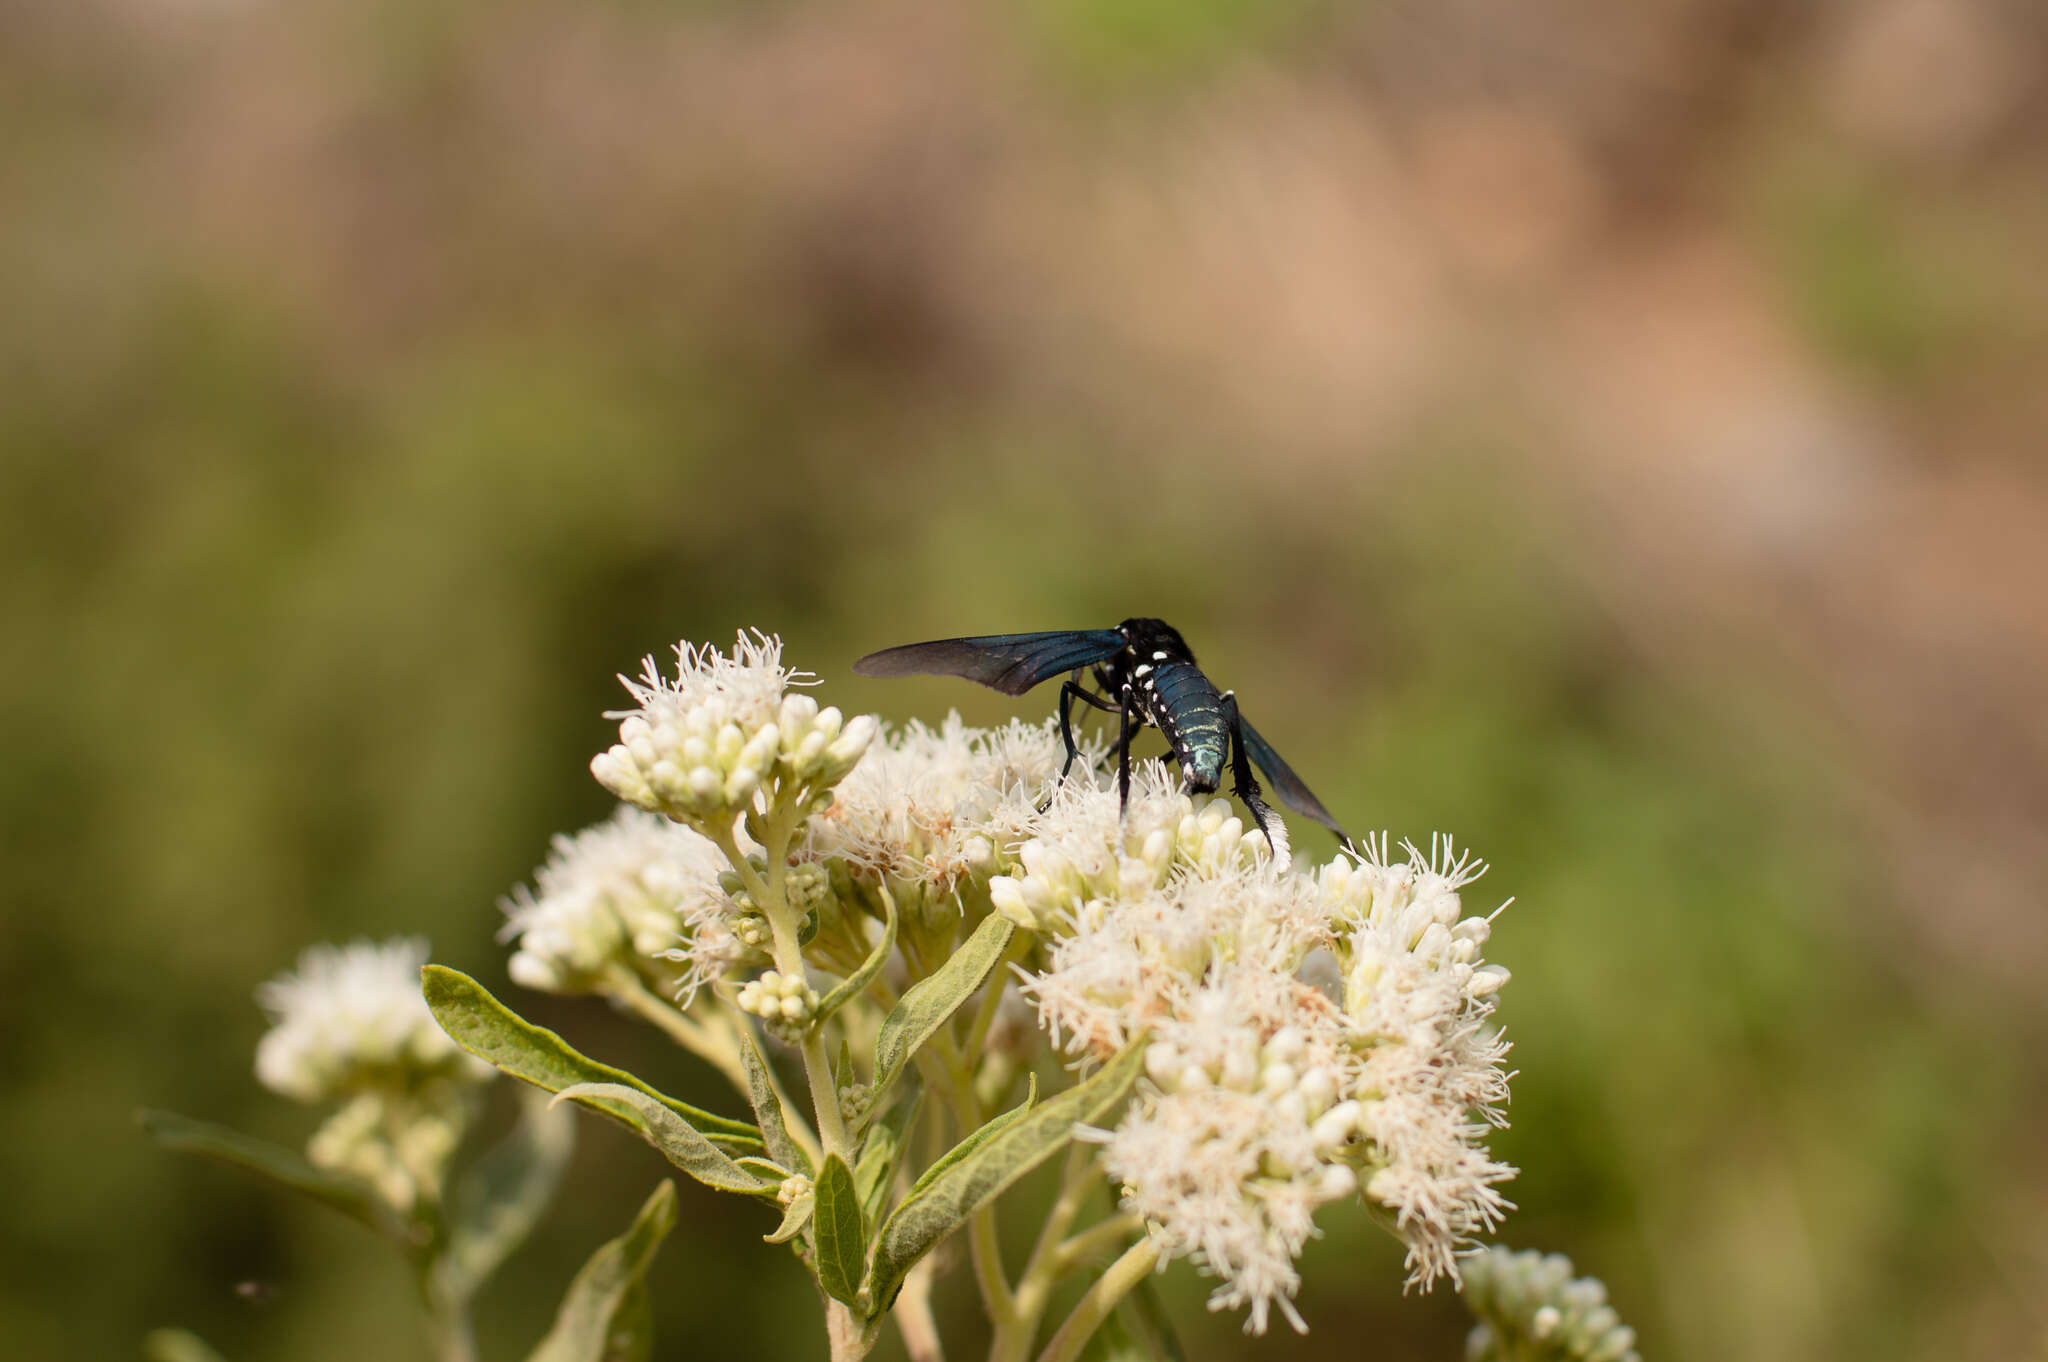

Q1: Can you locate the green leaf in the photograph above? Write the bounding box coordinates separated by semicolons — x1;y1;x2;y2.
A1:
854;1073;922;1222
764;1193;814;1245
525;1181;677;1362
734;1155;790;1183
138;1109;406;1240
737;1026;811;1177
553;1084;771;1195
812;1154;867;1309
817;891;897;1025
873;915;1015;1096
422;966;759;1152
447;1087;578;1294
599;1284;654;1362
868;1042;1143;1310
143;1328;229;1362
903;1074;1036;1200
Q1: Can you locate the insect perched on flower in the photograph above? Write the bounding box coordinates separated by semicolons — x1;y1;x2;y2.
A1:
853;618;1350;852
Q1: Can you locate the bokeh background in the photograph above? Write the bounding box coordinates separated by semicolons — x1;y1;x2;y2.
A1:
6;0;2047;1358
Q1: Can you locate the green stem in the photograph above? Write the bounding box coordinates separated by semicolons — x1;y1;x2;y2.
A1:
916;1045;1014;1327
891;1255;947;1362
1051;1214;1143;1276
603;966;749;1095
1006;1146;1097;1335
708;809;851;1159
1033;1239;1160;1362
426;1285;477;1362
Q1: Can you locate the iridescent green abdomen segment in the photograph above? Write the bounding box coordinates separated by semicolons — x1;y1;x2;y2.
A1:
1139;661;1228;793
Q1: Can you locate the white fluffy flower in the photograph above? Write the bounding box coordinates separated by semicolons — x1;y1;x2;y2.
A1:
811;714;1085;901
1023;819;1517;1330
255;938;491;1104
1323;836;1516;1286
501;805;728;995
591;631;877;829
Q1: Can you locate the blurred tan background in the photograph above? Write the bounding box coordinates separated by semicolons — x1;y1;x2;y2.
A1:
5;0;2046;1358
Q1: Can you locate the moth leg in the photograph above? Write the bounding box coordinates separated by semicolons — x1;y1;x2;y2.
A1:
1114;688;1144;819
1042;675;1124;812
1223;693;1282;848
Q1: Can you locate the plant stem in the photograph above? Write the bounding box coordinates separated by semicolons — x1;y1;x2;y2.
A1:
708;809;852;1159
891;1256;947;1362
1006;1146;1097;1332
1033;1239;1160;1362
417;1252;477;1362
915;1045;1013;1327
1051;1214;1143;1276
826;1298;878;1362
603;966;749;1095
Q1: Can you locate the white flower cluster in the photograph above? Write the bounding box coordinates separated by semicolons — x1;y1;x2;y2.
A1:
592;631;877;832
1012;782;1517;1332
255;938;492;1104
1460;1246;1640;1362
809;713;1090;904
501;806;729;995
1320;836;1515;1285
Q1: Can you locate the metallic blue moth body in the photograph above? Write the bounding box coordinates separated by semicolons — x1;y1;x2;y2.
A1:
852;618;1349;848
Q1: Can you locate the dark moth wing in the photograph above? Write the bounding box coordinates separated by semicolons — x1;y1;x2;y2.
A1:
851;630;1125;698
1238;716;1350;843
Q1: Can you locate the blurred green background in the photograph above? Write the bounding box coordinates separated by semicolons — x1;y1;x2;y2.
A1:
5;0;2047;1358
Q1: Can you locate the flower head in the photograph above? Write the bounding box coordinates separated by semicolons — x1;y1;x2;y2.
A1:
810;714;1090;912
591;631;876;831
1017;803;1518;1331
501;805;728;996
255;938;491;1104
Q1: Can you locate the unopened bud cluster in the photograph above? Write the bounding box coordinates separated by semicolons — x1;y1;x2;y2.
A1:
737;969;818;1030
837;1081;874;1123
992;777;1275;933
1461;1247;1640;1362
591;632;875;832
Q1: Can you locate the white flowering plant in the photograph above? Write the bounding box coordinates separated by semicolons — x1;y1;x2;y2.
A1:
146;630;1640;1362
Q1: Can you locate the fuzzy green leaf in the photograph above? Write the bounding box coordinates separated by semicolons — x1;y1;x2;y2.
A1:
867;1043;1142;1310
764;1193;814;1245
813;1154;868;1308
553;1084;771;1195
854;1073;923;1222
905;1074;1036;1200
599;1284;654;1362
817;892;897;1026
447;1087;578;1294
525;1181;676;1362
873;915;1014;1096
138;1109;407;1240
737;1026;811;1177
422;966;759;1152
